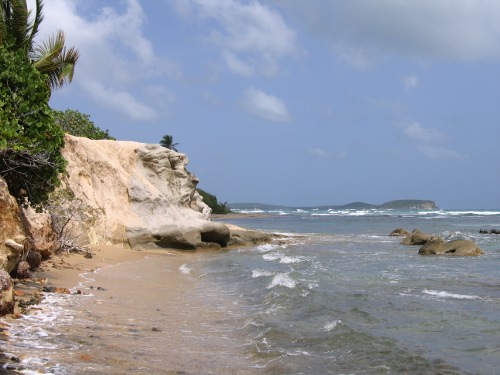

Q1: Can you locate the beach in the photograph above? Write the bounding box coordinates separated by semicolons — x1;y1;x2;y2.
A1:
2;244;262;374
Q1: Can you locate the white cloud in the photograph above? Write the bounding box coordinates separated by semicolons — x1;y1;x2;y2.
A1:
309;148;330;158
309;148;347;159
402;75;419;91
275;0;500;65
82;81;158;122
29;0;180;117
402;122;447;143
400;122;466;160
177;0;298;76
223;51;255;77
416;145;465;160
243;87;290;122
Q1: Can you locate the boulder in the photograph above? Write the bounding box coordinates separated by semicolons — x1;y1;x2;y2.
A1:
225;224;274;246
60;135;230;250
0;270;14;316
389;228;409;237
418;239;484;256
0;178;25;273
401;229;437;245
19;206;59;258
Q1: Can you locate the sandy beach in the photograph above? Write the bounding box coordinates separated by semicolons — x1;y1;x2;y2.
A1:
1;240;266;374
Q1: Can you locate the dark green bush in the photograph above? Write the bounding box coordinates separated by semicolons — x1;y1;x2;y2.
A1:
0;48;65;205
53;109;115;140
197;188;231;214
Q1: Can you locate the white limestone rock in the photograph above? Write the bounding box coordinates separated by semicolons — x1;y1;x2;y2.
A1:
61;135;229;250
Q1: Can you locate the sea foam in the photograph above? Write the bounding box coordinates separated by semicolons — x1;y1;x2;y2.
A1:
267;273;296;289
179;264;191;275
422;289;481;300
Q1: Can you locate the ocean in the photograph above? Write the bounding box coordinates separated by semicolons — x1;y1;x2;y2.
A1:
2;208;500;374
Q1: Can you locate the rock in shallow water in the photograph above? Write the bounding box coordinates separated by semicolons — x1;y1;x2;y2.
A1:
418;239;484;256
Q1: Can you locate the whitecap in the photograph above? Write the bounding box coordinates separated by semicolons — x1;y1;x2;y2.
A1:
279;255;306;264
256;244;280;252
267;273;296;289
251;269;274;278
262;252;283;262
422;289;481;300
179;264;191;275
324;320;342;332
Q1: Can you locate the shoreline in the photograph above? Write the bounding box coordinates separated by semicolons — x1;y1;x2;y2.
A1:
1;245;194;373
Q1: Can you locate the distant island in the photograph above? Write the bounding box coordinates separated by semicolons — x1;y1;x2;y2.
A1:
228;200;438;211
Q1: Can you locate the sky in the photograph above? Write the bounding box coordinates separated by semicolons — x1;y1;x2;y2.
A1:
31;0;499;209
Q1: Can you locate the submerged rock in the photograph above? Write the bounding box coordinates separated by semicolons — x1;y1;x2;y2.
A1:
418;239;484;256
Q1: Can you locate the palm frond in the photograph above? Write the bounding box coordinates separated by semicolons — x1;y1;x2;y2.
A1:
27;0;43;48
33;30;79;90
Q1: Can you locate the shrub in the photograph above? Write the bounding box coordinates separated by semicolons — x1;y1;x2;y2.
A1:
0;48;65;205
53;109;115;140
197;188;231;215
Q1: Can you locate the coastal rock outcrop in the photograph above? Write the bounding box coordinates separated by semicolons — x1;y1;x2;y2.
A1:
60;135;230;250
418;239;484;256
0;177;25;273
19;206;58;259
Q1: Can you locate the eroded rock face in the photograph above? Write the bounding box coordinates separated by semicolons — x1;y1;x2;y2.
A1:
61;135;229;250
0;177;25;273
20;206;58;259
418;239;484;256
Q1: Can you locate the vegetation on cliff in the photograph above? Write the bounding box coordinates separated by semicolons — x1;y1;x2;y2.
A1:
197;188;231;214
53;109;115;140
0;0;79;205
0;47;66;204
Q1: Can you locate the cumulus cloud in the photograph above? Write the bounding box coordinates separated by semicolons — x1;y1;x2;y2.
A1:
82;81;158;122
243;87;290;122
275;0;500;66
29;0;179;119
176;0;298;76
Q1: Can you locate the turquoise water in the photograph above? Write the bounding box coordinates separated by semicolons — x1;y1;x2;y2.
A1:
2;209;500;374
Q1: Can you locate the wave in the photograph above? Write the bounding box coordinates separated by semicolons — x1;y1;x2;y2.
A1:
422;289;481;300
267;273;296;289
235;208;500;218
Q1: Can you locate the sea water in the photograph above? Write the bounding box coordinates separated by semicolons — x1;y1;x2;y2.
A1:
2;208;500;374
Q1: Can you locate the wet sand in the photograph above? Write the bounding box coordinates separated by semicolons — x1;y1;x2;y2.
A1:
3;245;260;374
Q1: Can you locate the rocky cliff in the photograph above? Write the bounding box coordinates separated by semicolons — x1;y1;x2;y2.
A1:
61;135;230;250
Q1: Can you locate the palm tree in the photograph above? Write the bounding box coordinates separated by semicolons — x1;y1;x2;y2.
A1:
159;134;179;152
0;0;79;91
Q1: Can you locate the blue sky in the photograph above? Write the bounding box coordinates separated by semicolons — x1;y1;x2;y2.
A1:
33;0;499;209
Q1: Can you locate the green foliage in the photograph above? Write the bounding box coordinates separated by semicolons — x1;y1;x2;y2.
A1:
53;109;115;140
197;188;231;215
0;47;65;205
159;134;179;151
1;0;79;91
